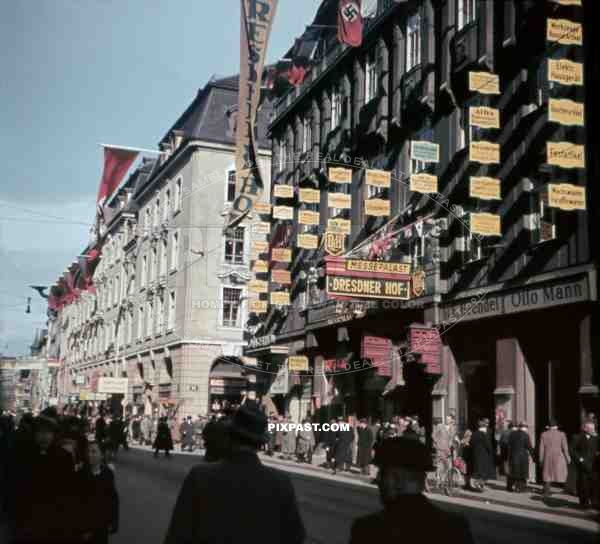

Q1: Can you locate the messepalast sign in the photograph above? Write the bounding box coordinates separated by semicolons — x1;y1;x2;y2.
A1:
325;258;411;300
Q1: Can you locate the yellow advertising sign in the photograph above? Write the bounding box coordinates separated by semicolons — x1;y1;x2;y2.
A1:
299;188;320;204
345;260;411;275
365;199;390;217
270;291;290;306
329;167;352;184
548;0;581;5
273;205;294;220
366;169;391;188
410;173;438;194
254;201;271;215
251;240;268;253
327;276;410;300
470;141;500;164
468;71;500;95
547;18;583;45
548;58;583;86
297;233;319;249
328;192;352;209
547;183;586;211
469;177;501;200
288;355;309;372
252;260;269;273
328;218;351;235
252;221;271;235
248;279;269;293
271;269;292;285
273;184;294;198
271;248;292;262
547;142;585;169
324;231;346;256
470;213;501;236
469;106;500;129
548;98;584;127
299;210;320;225
249;299;268;314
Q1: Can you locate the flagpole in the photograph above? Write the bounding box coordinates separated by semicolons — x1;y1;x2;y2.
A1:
98;143;164;154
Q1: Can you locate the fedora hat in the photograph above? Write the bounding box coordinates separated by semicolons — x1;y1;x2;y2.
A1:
229;402;269;445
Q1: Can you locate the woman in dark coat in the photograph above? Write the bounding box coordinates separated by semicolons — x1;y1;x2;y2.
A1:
153;417;174;457
469;420;496;490
507;422;534;492
356;420;374;475
333;421;354;473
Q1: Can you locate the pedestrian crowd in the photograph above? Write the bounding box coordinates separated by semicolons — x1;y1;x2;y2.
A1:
0;407;119;544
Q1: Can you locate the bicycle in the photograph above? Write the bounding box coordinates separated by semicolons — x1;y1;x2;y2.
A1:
429;452;463;496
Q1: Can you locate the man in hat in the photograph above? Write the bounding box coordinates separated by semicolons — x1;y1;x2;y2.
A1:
571;420;599;509
164;402;305;544
539;419;570;497
507;422;534;493
349;437;474;544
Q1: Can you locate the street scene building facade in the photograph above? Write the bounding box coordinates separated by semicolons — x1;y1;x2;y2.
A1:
49;75;272;417
245;0;598;440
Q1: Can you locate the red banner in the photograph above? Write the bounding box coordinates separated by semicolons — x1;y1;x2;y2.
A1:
97;147;138;208
361;334;392;376
337;0;363;47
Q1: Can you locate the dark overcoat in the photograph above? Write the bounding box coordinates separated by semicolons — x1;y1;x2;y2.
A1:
470;429;496;480
349;495;474;544
154;421;174;451
357;427;374;467
570;432;598;475
507;429;533;480
83;464;120;536
164;451;305;544
334;428;354;467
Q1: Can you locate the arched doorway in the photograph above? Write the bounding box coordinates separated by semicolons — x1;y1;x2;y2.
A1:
208;357;248;414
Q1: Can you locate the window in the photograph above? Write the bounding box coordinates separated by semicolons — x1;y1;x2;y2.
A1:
137;306;144;340
224;227;245;264
170;232;179;271
465;230;483;262
154;199;161;227
457;107;472;151
126;310;133;345
221;287;243;328
160;239;168;277
331;85;342;129
367;184;380;199
141;254;147;287
114;275;120;306
279;138;288;172
536;193;557;243
167;290;176;330
145;300;153;338
457;0;477;31
226;170;236;202
156;294;164;335
174;178;182;212
145;208;151;232
164;190;171;221
302;117;311;153
411;157;426;176
406;13;422;70
365;48;378;103
151;246;158;281
361;0;377;18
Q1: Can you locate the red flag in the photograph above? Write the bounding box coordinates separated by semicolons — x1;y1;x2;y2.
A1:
97;146;139;209
288;64;307;86
337;0;363;47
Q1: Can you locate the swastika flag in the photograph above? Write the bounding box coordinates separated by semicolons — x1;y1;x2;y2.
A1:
337;0;363;47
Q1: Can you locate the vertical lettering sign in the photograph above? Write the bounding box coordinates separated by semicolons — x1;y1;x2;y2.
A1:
225;0;278;230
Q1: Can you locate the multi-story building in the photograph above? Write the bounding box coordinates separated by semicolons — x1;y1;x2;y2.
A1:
246;0;598;438
52;75;272;416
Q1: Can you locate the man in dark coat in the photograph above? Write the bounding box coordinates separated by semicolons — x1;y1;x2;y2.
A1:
153;416;174;457
507;422;534;492
570;420;599;508
356;419;374;475
349;437;474;544
334;418;354;474
469;419;495;491
164;403;305;544
180;416;195;452
320;418;338;469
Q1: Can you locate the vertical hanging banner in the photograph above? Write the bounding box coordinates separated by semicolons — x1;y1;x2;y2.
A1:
225;0;278;230
337;0;363;47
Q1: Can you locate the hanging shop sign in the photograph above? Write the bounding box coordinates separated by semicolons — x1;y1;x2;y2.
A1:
470;212;501;236
254;201;272;215
253;221;271;235
547;18;583;46
97;377;128;395
328;258;411;276
327;276;410;300
271;248;292;262
547;142;585;168
409;324;442;374
365;198;390;217
469;177;501;200
328;192;352;209
361;335;392;376
252;260;269;273
273;184;294;198
548;58;584;86
273;205;294;220
299;188;321;203
248;279;269;293
324;231;346;256
468;71;500;95
410;173;438;194
470;141;500;164
548;0;581;5
547;183;586;211
548;98;585;127
251;240;268;254
299;210;320;225
328;167;352;184
271;269;292;284
297;233;319;249
249;299;268;314
269;366;289;395
469;106;500;129
288;355;309;372
270;291;290;306
410;141;440;163
366;169;391;188
327;218;351;235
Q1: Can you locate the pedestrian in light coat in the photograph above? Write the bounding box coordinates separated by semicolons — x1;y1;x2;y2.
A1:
539;419;571;497
507;422;534;492
296;418;315;463
282;417;297;460
140;416;153;446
